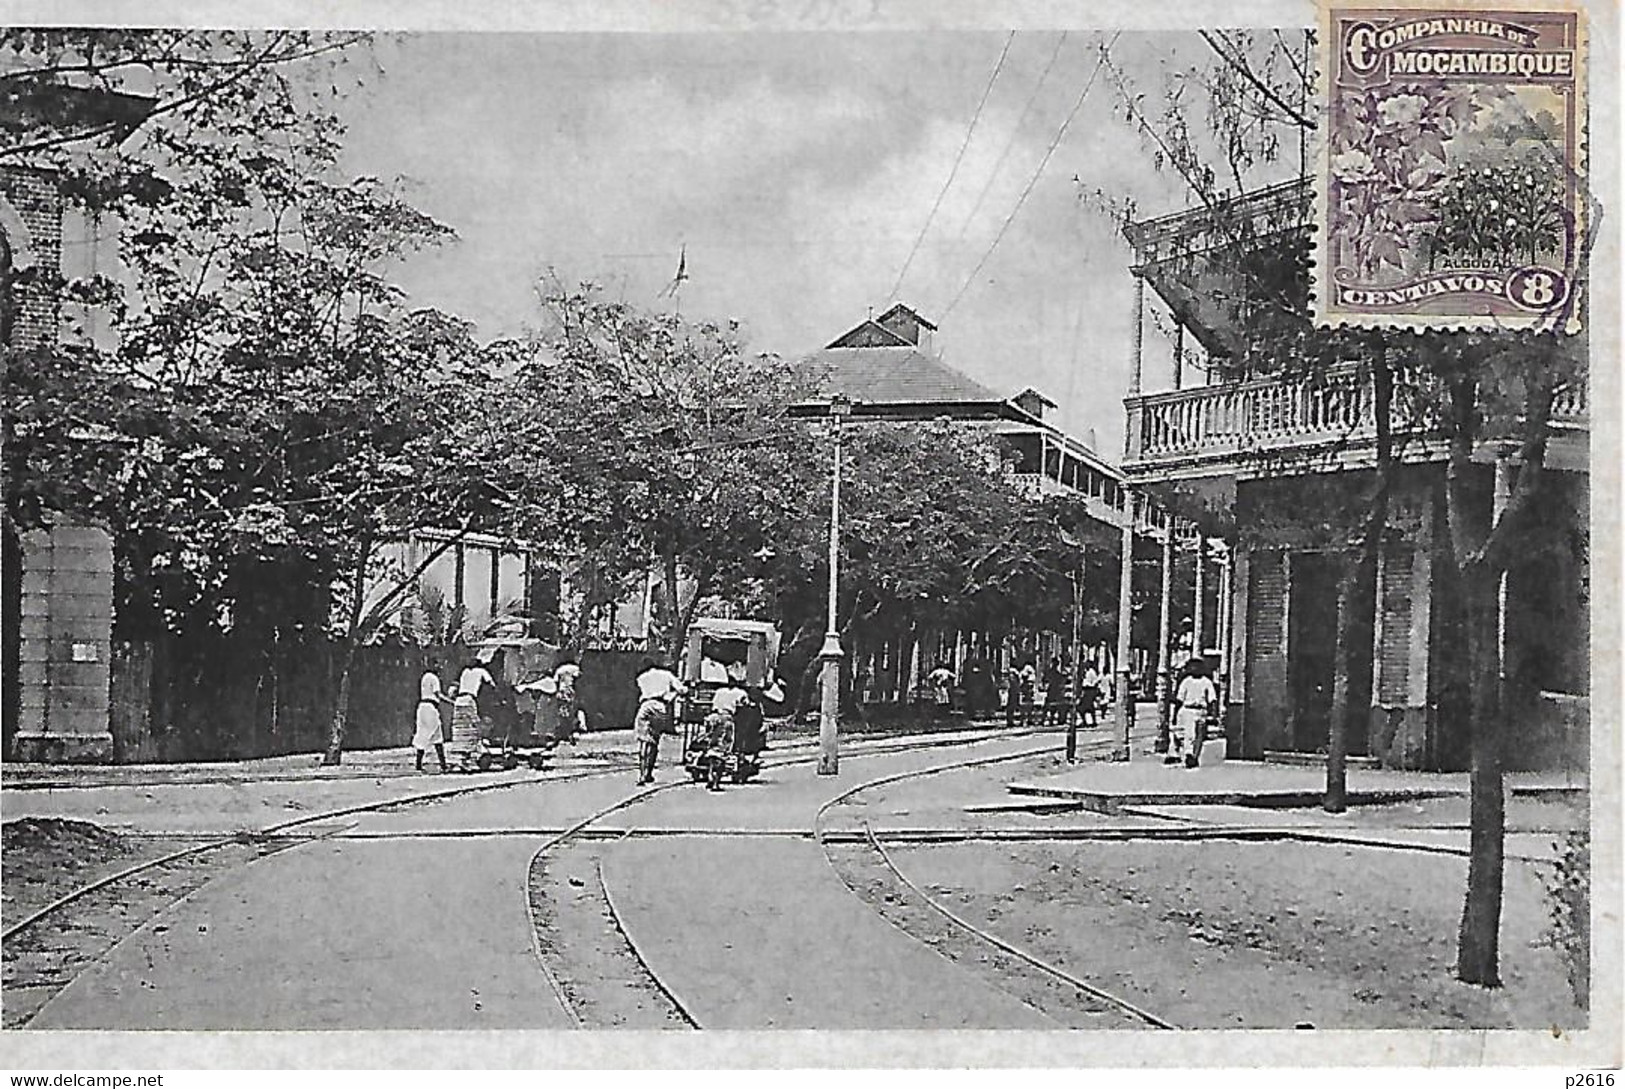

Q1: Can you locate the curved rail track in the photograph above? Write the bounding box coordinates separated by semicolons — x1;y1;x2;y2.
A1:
7;728;1010;947
1;760;637;947
858;823;1177;1029
4;724;1058;1028
814;732;1180;1031
523;728;1071;1028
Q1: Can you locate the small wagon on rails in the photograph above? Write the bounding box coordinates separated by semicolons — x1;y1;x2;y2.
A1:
469;635;559;772
676;618;780;788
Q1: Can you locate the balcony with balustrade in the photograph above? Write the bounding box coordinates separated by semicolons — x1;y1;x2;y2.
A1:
1123;366;1589;482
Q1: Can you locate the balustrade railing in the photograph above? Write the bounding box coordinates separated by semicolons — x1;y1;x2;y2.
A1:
1127;369;1588;465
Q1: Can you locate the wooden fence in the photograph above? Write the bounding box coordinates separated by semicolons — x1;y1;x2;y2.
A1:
108;637;647;763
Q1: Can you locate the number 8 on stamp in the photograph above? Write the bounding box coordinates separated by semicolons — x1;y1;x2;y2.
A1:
1314;1;1588;332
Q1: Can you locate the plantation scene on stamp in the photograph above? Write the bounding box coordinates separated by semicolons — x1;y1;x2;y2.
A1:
1317;5;1587;328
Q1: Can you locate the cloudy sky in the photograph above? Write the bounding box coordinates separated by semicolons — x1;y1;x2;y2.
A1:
336;30;1300;453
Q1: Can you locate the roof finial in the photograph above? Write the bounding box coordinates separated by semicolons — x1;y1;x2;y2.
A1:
867;305;874;321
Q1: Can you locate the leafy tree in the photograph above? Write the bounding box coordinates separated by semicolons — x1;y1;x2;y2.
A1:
1;29;369;164
1;30;545;764
1091;30;1592;986
484;280;823;662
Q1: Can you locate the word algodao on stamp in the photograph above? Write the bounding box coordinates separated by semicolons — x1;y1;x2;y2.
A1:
1315;2;1587;330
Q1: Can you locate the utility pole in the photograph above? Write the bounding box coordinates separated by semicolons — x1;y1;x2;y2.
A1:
1155;518;1174;752
1216;541;1232;706
1192;531;1206;663
1114;493;1136;761
1115;267;1146;762
818;399;850;775
1067;551;1085;762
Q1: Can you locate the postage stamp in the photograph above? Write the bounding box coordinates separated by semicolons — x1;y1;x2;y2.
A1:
1314;1;1588;330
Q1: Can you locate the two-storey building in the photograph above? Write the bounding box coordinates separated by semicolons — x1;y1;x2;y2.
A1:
1119;182;1588;771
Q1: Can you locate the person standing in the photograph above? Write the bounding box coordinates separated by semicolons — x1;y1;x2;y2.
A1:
1043;657;1067;726
633;658;684;785
413;666;450;773
450;655;495;772
1004;663;1020;728
926;661;955;721
553;653;582;743
1078;660;1102;729
702;679;747;791
1019;660;1039;726
1171;659;1218;767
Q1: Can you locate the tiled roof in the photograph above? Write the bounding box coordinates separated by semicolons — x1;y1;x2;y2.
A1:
803;345;1006;407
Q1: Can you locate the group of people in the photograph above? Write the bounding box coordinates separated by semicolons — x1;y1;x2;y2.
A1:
921;656;1111;728
994;657;1107;728
411;648;582;773
632;657;774;787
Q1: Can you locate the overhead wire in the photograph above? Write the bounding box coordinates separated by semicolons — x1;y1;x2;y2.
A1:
887;30;1017;304
939;32;1120;323
954;31;1070;244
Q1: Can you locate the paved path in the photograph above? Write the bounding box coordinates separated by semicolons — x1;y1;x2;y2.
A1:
26;730;1064;1030
601;836;1053;1029
33;836;570;1030
581;732;1061;1028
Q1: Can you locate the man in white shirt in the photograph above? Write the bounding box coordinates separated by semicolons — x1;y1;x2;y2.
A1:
1171;661;1218;767
1079;663;1102;729
633;659;685;784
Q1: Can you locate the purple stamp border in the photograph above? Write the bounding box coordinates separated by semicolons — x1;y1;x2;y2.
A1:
1313;0;1589;332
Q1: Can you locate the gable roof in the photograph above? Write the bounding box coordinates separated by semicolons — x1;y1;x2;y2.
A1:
803;344;1006;409
875;302;938;332
825;319;913;350
1015;387;1058;408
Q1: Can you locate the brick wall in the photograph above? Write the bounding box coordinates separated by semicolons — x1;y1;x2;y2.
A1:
1243;549;1289;757
1375;541;1414;705
0;165;64;349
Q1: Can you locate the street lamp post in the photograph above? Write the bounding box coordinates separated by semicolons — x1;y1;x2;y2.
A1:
818;395;851;776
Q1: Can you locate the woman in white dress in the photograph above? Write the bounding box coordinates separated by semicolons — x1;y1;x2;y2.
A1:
450;656;495;771
413;668;450;772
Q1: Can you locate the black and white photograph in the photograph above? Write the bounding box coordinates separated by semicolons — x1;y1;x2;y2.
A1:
0;0;1616;1073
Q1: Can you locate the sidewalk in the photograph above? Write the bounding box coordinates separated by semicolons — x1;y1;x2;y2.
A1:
0;719;1036;791
1010;757;1587;811
1006;757;1588;864
0;734;637;790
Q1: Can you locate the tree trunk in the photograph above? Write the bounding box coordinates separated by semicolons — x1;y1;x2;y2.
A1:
1455;561;1505;985
662;544;683;663
1324;558;1353;812
1328;348;1393;811
322;640;357;767
322;539;373;767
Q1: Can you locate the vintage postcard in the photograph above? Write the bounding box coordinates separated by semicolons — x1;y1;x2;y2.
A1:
0;0;1617;1078
1315;1;1589;329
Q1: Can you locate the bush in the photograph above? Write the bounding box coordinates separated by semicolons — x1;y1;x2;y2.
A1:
1542;827;1590;1009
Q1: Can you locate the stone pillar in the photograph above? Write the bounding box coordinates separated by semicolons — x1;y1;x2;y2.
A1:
1216;543;1232;683
1227;546;1251;756
1172;320;1185;391
1407;499;1434;765
14;526;115;763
